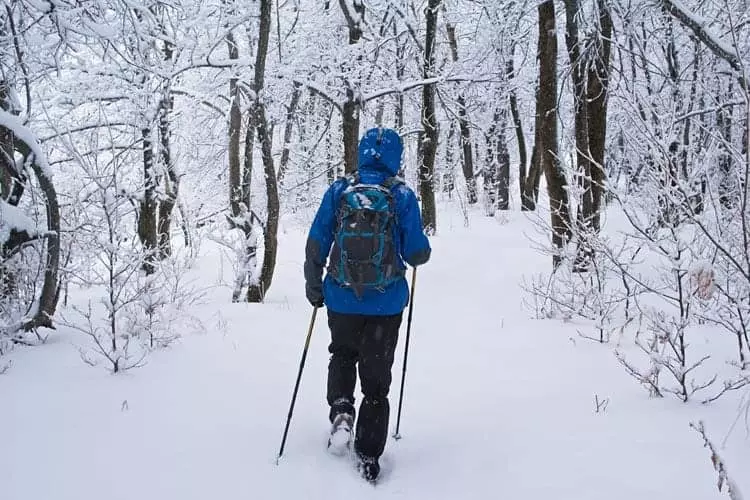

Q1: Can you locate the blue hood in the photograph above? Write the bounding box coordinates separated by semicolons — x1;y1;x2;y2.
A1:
357;128;403;176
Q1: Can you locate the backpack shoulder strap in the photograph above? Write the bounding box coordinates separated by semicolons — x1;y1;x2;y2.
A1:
382;176;404;189
346;172;360;186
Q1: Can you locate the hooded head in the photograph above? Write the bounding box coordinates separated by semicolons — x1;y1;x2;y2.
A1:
357;127;403;176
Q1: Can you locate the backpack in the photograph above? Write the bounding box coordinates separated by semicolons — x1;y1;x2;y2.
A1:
328;173;404;297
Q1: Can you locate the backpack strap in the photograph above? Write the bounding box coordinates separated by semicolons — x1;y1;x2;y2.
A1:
382;176;404;189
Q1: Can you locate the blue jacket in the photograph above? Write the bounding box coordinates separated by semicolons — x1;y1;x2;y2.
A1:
305;128;431;316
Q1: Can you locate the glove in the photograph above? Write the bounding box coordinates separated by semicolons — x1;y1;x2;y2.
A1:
306;284;324;308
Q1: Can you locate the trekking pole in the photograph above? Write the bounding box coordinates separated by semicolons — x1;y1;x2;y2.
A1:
276;306;318;463
393;267;417;440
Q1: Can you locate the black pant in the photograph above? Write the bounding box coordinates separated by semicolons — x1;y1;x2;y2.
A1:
327;310;402;459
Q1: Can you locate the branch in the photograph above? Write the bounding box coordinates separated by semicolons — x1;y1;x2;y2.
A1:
291;79;344;111
170;89;226;117
690;421;745;499
361;75;500;102
662;0;747;86
338;0;363;34
674;100;746;123
38;122;136;143
390;2;425;53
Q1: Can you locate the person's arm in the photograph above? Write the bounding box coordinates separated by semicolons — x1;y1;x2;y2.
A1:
304;182;341;306
398;187;431;267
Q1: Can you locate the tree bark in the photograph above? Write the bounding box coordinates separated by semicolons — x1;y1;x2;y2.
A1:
538;0;571;268
564;0;593;271
138;126;158;274
419;0;440;235
444;119;456;197
338;0;365;174
586;0;612;232
446;18;477;204
157;41;177;258
395;27;406;132
227;27;243;217
563;0;593;234
523;113;542;210
507;57;528;205
491;107;510;211
342;92;360;174
277;82;302;185
10;129;61;330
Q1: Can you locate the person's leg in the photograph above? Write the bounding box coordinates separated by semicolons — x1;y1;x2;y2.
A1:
327;311;365;422
354;313;403;461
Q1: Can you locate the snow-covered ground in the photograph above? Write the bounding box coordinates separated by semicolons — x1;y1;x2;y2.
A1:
2;206;749;499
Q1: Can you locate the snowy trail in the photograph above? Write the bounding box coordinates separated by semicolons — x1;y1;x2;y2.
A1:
2;210;747;499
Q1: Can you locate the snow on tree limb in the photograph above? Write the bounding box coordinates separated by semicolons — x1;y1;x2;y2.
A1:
291;75;500;111
0;199;40;247
662;0;747;86
0;108;53;179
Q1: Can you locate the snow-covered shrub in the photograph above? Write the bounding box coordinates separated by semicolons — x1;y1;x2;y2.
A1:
523;205;639;343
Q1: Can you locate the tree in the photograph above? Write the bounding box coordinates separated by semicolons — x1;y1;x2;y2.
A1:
537;0;571;268
1;4;60;332
445;12;478;205
419;0;440;235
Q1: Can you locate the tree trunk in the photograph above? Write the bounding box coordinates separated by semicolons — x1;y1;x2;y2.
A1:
419;0;440;234
458;96;478;204
3;114;60;329
538;0;571;268
138;126;158;274
444;119;456;197
342;93;360;174
492;107;510;211
718;92;735;209
446;18;477;204
523;116;542;210
156;46;177;258
243;105;256;207
564;0;593;271
247;0;278;303
586;0;612;232
507;57;528;205
153;25;177;259
338;0;365;174
0;82;24;206
277;83;302;185
227;27;243;217
326;113;336;184
563;0;592;224
395;27;406;132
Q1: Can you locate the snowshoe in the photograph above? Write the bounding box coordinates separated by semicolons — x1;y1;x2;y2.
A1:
356;454;380;484
326;413;353;456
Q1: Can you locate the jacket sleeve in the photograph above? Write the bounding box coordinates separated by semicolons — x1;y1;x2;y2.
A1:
304;182;340;293
398;187;431;267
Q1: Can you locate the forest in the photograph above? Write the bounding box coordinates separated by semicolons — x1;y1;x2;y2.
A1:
1;0;749;496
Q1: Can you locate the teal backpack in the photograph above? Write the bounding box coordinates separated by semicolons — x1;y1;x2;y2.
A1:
328;173;404;297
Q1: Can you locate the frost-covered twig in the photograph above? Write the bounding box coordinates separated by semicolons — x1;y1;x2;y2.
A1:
690;421;744;500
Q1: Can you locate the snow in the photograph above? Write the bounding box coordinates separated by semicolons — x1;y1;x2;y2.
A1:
668;0;740;61
0;199;40;245
1;206;749;499
0;108;53;180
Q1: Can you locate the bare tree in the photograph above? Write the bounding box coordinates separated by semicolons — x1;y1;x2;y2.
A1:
246;0;279;302
445;13;477;205
419;0;441;235
537;0;571;268
338;0;365;173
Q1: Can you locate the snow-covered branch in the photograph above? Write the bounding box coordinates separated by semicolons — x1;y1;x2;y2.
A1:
662;0;747;85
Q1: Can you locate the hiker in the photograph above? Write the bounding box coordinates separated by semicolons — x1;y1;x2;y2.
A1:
303;127;431;482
